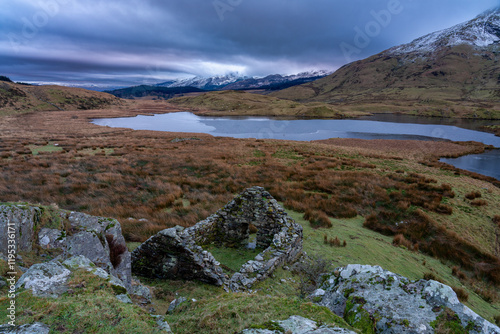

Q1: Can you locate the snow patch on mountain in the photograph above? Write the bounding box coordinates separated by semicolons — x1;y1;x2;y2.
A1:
388;8;500;55
156;70;333;91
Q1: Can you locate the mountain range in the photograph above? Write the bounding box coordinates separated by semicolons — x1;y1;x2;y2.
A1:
272;8;500;119
155;70;332;91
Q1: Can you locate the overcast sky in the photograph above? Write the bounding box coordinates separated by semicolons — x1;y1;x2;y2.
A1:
0;0;498;87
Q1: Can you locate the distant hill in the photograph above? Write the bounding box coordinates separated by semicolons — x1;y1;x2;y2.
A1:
0;80;122;114
168;90;368;118
105;85;205;99
272;8;500;119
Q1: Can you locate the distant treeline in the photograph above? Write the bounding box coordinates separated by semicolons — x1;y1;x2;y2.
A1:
106;85;205;99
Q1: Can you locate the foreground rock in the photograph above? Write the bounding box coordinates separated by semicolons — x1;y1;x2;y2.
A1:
0;322;50;334
15;256;128;298
132;186;303;291
313;264;500;334
0;204;131;290
239;315;356;334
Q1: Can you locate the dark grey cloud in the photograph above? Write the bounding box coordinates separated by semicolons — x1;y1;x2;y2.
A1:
0;0;498;86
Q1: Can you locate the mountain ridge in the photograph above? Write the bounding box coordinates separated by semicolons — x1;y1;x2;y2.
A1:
271;8;500;119
156;70;332;91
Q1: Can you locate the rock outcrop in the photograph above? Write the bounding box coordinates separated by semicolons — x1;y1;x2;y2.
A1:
312;264;500;334
132;186;303;291
15;256;128;299
239;315;356;334
0;204;131;290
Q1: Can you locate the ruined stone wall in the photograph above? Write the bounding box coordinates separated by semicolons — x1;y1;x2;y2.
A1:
132;186;303;291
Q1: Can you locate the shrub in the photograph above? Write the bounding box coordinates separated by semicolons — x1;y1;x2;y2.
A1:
494;314;500;327
465;191;481;200
452;286;469;302
494;215;500;229
106;234;127;268
423;272;438;281
471;199;487;207
292;256;332;298
451;266;467;281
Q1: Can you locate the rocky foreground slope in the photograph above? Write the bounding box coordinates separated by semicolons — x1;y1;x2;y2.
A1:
1;197;499;333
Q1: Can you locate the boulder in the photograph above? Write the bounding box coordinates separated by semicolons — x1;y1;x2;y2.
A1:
0;322;50;334
16;256;129;299
151;315;173;333
239;315;357;334
15;261;71;298
313;264;500;334
167;297;188;314
0;204;40;255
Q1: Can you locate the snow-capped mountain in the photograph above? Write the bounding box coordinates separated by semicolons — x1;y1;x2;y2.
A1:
222;70;333;90
389;7;500;55
156;70;332;91
272;8;500;117
156;73;249;90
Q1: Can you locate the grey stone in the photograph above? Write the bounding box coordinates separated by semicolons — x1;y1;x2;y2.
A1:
0;278;5;289
314;264;500;334
15;261;71;298
167;297;187;314
151;315;173;333
0;322;50;334
0;204;132;291
239;315;356;334
116;294;132;304
130;281;152;303
0;204;40;255
38;228;65;249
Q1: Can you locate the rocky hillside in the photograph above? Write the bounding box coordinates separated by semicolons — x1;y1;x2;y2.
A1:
0;79;122;114
272;8;500;119
1;202;499;333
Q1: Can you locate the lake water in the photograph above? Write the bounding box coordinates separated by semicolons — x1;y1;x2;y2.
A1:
92;112;500;180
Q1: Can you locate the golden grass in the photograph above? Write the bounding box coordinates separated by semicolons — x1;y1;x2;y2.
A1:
0;103;499;287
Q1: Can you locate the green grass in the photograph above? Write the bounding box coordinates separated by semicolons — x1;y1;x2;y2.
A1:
164;293;355;334
203;244;263;273
0;269;163;333
28;143;63;155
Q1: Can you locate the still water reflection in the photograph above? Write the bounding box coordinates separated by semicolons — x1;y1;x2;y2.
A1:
92;112;500;180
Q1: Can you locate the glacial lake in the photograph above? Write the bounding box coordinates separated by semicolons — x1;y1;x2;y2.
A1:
92;112;500;180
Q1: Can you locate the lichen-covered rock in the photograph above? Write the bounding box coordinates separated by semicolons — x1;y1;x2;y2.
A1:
239;315;356;334
0;322;50;334
130;280;152;304
115;294;132;304
313;264;500;334
0;204;131;291
167;297;188;314
62;255;127;294
132;187;303;291
15;261;71;298
0;204;40;255
151;315;173;333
